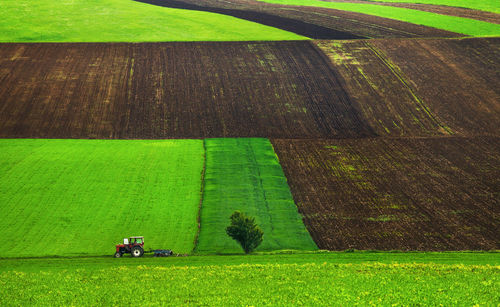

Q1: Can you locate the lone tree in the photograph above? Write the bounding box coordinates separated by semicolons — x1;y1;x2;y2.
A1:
226;211;264;254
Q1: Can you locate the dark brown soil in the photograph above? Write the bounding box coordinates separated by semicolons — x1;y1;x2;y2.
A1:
136;0;462;38
272;137;500;250
1;38;498;139
136;0;364;39
368;37;500;136
315;37;500;137
0;41;374;139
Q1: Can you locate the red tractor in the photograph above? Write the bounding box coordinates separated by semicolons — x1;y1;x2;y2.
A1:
114;236;145;258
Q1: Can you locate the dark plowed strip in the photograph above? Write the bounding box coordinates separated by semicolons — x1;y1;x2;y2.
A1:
0;41;374;139
320;0;500;24
135;0;364;39
314;37;500;137
367;37;500;136
160;0;462;38
272;137;500;251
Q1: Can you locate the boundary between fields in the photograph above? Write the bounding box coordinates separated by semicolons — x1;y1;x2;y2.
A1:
134;0;365;39
192;139;207;254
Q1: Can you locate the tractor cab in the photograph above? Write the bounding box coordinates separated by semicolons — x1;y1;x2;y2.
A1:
114;236;145;258
124;236;144;245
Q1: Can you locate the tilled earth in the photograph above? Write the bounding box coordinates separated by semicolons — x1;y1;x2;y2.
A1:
135;0;463;38
0;41;374;139
272;137;500;250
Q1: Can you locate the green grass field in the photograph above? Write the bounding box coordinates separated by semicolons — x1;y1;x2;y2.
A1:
0;138;316;257
195;138;317;253
367;0;500;14
257;0;500;36
0;139;204;257
0;252;498;305
0;0;304;42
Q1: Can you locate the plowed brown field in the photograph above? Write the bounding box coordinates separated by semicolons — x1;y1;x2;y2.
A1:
272;137;500;250
136;0;461;39
1;38;498;139
315;37;500;137
0;41;374;139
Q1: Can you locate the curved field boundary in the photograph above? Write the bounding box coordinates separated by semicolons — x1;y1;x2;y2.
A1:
135;0;364;39
195;138;317;254
143;0;461;38
319;0;500;24
256;0;500;36
0;139;205;257
0;0;304;42
272;137;500;251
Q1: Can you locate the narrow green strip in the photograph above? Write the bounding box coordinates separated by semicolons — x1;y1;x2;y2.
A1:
257;0;500;36
366;0;500;14
196;138;317;254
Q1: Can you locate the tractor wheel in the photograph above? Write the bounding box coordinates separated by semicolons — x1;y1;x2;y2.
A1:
114;252;122;258
131;246;144;257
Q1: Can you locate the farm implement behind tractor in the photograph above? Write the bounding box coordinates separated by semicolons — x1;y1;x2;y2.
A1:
114;236;174;258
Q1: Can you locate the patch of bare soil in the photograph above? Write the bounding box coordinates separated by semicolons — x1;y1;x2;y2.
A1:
272;137;500;250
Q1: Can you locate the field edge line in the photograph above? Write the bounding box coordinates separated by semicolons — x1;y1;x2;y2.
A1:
269;139;319;250
192;139;207;254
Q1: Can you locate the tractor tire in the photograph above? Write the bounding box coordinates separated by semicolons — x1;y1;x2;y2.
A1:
131;246;144;257
114;252;122;258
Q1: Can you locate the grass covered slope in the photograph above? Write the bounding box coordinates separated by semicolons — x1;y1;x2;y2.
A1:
1;254;498;305
257;0;500;36
196;138;317;253
0;139;204;257
0;0;304;42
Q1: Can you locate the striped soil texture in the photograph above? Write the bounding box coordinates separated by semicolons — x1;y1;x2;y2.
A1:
272;137;500;250
135;0;462;38
0;41;374;139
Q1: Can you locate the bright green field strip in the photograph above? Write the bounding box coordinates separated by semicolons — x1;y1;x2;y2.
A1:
257;0;500;36
0;0;305;42
1;252;499;272
0;139;204;257
366;0;500;14
196;138;317;254
0;257;498;305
